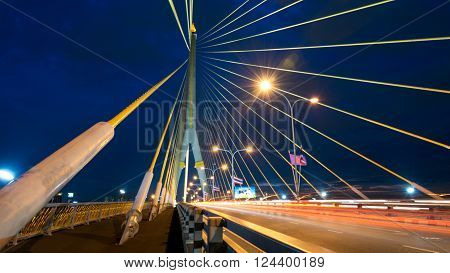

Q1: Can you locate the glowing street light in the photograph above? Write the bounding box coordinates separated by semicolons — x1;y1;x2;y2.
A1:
212;146;253;199
193;175;198;180
258;79;273;92
321;191;327;198
203;164;229;200
150;194;155;199
281;194;287;200
119;189;126;201
189;182;194;186
254;78;308;198
310;97;320;104
0;169;14;183
406;187;415;194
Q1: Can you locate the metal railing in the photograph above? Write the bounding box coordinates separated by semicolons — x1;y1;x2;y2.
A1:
10;201;149;245
177;203;264;253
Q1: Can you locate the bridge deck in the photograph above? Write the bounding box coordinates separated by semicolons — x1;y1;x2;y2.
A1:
6;208;183;253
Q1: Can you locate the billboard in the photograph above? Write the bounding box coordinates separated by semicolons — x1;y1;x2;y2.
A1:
234;186;256;199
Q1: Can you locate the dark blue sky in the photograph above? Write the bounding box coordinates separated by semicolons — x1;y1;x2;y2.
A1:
0;0;449;201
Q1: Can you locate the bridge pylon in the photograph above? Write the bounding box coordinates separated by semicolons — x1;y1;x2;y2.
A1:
167;23;208;205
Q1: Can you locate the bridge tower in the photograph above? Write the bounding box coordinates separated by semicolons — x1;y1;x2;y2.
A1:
167;23;208;204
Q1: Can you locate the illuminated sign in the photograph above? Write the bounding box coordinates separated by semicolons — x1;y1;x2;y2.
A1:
234;186;256;199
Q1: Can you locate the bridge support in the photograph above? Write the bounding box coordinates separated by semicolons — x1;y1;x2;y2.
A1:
168;24;209;205
0;122;114;249
119;171;154;245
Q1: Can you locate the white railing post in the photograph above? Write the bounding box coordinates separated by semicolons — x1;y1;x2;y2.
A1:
43;207;57;236
207;216;226;253
69;206;78;229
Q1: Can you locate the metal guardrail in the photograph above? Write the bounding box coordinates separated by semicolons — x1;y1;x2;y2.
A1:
177;203;264;253
10;201;149;246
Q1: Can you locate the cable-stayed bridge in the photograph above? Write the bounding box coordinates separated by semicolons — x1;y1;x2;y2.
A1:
0;0;449;253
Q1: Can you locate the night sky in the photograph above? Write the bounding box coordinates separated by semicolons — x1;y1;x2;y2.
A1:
0;0;449;201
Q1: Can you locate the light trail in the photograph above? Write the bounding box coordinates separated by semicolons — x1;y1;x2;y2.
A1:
204;65;443;200
204;36;450;54
205;62;450;150
199;0;268;43
203;71;368;200
203;78;318;198
205;56;450;94
198;0;252;41
201;0;304;45
201;0;394;48
168;0;189;50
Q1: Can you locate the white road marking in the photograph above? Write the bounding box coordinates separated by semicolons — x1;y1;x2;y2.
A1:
421;237;441;240
402;245;439;253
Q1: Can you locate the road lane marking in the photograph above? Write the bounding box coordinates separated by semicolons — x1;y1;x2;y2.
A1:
402;245;439;253
421;237;440;240
327;229;343;234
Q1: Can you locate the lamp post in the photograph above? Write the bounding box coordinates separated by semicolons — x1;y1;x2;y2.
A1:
193;176;215;201
201;164;228;200
257;79;319;197
212;146;252;200
119;189;126;201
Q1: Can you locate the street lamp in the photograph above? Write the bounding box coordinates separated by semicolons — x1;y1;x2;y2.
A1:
258;79;273;92
310;97;320;104
119;189;126;201
321;191;327;198
406;187;415;194
256;79;319;198
202;164;228;200
213;145;252;200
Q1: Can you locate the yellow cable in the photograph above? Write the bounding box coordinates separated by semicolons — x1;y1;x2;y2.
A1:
202;0;394;48
108;60;187;128
204;66;442;200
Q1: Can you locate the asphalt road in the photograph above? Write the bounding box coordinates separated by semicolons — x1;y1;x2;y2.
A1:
198;204;450;253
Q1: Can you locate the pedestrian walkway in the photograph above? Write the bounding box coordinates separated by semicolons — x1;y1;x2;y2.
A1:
6;208;183;253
